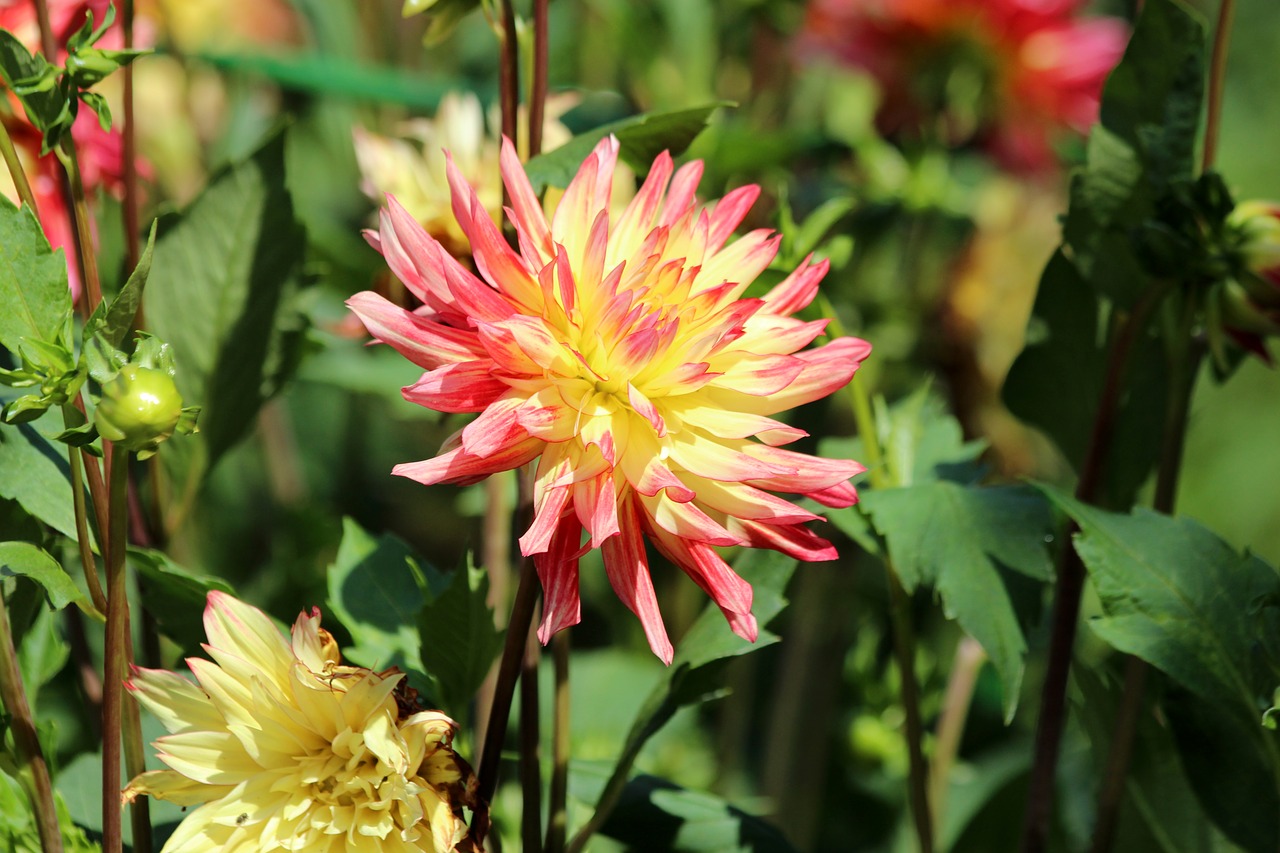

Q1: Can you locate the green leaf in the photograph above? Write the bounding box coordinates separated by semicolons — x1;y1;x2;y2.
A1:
84;221;157;350
417;555;502;714
16;604;70;706
524;103;732;195
1165;690;1280;853
1045;489;1280;713
0;541;88;614
129;548;235;651
0;32;73;151
598;774;798;853
0;413;82;544
0;196;72;357
145;132;307;476
1098;0;1205;183
861;483;1053;720
327;517;442;676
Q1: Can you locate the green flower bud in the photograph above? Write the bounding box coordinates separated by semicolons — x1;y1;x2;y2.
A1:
94;365;184;453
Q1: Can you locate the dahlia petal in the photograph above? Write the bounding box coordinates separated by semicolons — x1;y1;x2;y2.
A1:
500;136;554;264
707;352;806;396
461;394;528;457
735;518;840;562
127;666;225;734
761;255;829;316
513;387;578;442
637;490;745;547
403;361;507;413
627;383;667;437
393;436;543;486
203;592;294;687
347;292;483;370
683;475;821;524
666;431;793;483
706;185;761;254
574;470;621;547
697;230;780;298
733;317;829;355
123;770;226;808
157;730;257;785
464;190;543;311
479;315;577;377
534;518;584;644
659;159;704;228
611;150;674;263
554;136;619;269
669;400;807;445
601;500;673;664
743;445;865;493
653;534;757;641
186;656;255;728
807;479;862;508
519;477;571;556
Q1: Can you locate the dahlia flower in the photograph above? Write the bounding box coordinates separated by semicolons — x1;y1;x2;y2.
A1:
348;136;871;663
1215;200;1280;361
800;0;1128;170
123;592;477;852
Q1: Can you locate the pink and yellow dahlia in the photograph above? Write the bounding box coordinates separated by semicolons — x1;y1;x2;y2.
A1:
348;137;871;663
800;0;1129;171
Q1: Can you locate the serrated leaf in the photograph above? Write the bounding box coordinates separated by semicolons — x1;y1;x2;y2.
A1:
129;548;235;651
1044;488;1280;714
0;196;71;358
524;103;731;195
327;517;442;676
0;541;89;614
417;555;502;714
0;413;82;544
84;221;156;350
861;482;1053;719
145;132;307;477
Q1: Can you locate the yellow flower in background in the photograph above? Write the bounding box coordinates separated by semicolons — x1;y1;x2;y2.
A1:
123;592;477;852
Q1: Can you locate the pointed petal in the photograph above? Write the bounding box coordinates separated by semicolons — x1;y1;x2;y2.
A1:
403;361;508;413
534;517;584;644
347;292;482;370
601;499;673;663
393;435;544;486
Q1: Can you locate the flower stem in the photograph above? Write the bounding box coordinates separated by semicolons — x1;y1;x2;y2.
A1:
0;116;39;214
1018;283;1168;853
929;635;985;830
62;405;107;614
529;0;549;159
122;0;141;274
846;371;933;853
473;555;540;845
102;445;130;853
520;617;543;852
1089;298;1202;853
0;581;65;853
1201;0;1237;174
56;141;105;317
498;0;519;146
545;630;571;853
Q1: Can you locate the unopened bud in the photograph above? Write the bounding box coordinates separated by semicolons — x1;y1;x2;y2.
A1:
94;365;183;453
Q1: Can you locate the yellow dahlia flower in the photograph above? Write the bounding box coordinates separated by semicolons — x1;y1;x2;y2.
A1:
122;592;477;852
348;136;871;663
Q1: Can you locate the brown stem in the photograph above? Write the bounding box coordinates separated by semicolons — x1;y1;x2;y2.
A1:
498;0;519;147
1018;286;1167;853
1201;0;1236;174
472;557;541;845
122;0;141;274
520;614;543;853
529;0;549;158
0;582;65;853
67;435;107;613
58;143;104;314
545;631;570;853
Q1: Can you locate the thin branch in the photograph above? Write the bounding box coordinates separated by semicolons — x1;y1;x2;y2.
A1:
520;616;543;853
529;0;549;158
122;0;141;274
1201;0;1237;174
929;636;985;829
545;631;570;853
0;117;40;214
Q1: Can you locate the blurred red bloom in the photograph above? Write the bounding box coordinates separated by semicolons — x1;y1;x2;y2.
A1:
800;0;1129;170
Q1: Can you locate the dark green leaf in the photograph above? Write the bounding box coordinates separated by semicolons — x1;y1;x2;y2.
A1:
16;605;70;706
84;221;157;350
0;196;72;357
524;103;732;195
0;541;88;613
1165;690;1280;853
145;132;307;475
861;483;1053;719
599;774;798;853
327;517;443;676
0;413;82;544
1045;489;1280;713
0;32;72;149
129;548;235;651
417;554;502;714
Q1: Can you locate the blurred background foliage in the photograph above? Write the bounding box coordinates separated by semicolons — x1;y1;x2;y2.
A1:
5;0;1280;850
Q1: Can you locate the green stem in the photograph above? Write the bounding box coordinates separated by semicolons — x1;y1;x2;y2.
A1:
846;369;933;853
61;405;107;615
0;582;65;853
102;446;129;853
0;117;39;215
472;556;540;846
545;631;570;853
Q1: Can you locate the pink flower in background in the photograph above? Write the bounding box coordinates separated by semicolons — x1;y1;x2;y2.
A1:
349;137;871;663
800;0;1129;170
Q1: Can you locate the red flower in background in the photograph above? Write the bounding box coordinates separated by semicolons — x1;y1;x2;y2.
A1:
0;0;141;297
801;0;1128;171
